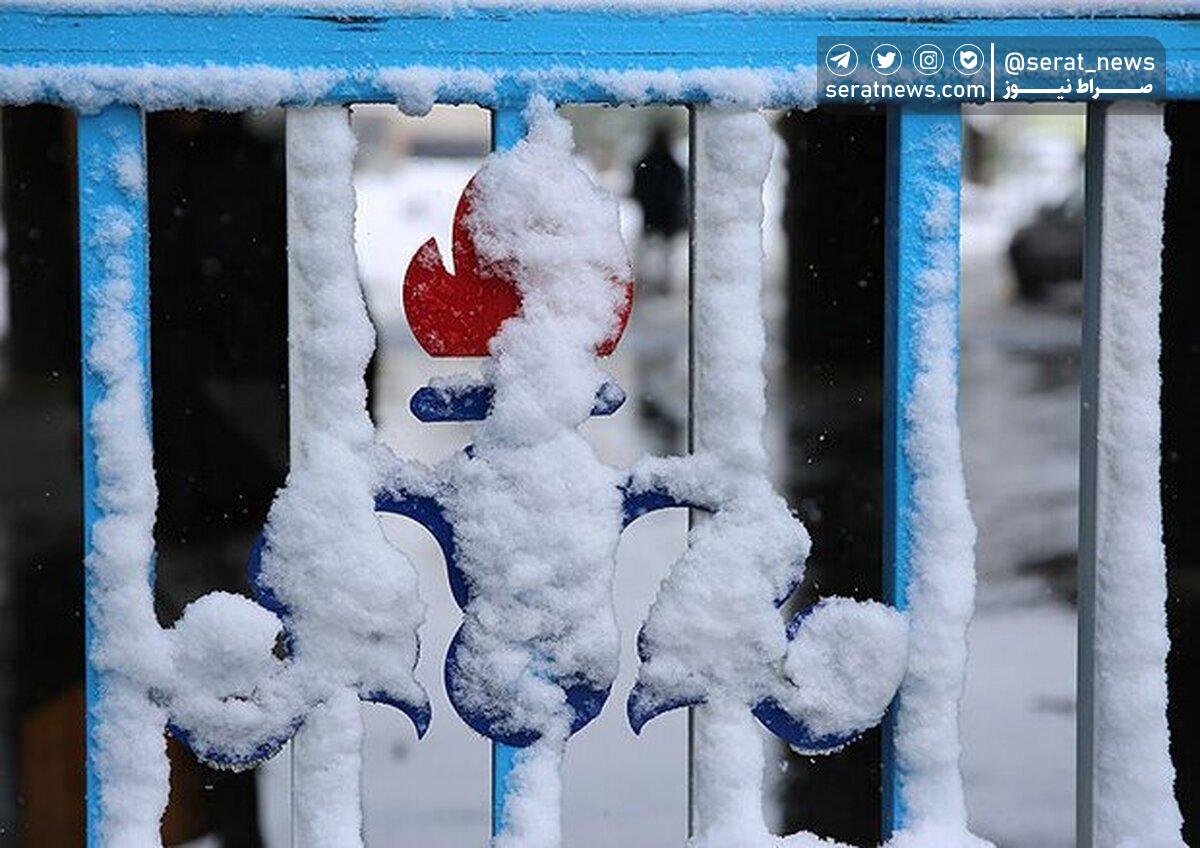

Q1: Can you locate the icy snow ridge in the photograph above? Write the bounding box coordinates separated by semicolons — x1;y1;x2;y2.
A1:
0;63;819;113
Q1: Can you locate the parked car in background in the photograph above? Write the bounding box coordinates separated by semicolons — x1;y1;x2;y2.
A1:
1008;187;1084;302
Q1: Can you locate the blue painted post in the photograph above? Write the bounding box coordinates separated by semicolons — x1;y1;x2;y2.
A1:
492;108;529;152
78;104;150;848
488;103;528;838
882;103;963;837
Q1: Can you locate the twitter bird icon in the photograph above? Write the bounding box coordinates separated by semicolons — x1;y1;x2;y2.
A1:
871;44;902;75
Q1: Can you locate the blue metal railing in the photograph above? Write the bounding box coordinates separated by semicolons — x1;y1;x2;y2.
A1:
881;104;963;835
77;103;151;847
2;11;1199;108
487;105;529;837
2;5;1197;846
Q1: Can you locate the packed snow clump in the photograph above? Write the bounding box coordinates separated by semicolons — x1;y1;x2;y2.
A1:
437;98;627;745
780;598;908;738
167;592;284;723
383;98;629;847
259;110;427;716
631;112;808;727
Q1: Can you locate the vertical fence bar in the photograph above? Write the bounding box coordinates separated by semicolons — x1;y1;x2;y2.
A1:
488;103;529;838
79;104;150;848
686;104;778;842
285;106;370;847
1077;100;1178;848
1076;101;1105;848
882;103;964;838
492;108;529;152
685;104;697;840
881;105;909;837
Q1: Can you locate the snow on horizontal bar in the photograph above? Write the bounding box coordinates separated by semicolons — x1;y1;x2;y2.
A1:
0;62;818;111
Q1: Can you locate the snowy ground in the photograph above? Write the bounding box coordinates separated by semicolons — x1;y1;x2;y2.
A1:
248;110;1084;848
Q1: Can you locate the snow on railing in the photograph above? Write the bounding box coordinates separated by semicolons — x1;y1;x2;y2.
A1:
2;5;1198;848
1077;101;1182;848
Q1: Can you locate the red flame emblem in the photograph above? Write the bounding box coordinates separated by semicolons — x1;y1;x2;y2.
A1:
403;176;632;358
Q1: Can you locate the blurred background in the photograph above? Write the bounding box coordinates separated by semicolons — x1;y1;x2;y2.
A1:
0;100;1195;847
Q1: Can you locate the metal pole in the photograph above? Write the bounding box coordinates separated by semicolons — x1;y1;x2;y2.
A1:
1076;101;1107;848
488;103;529;838
79;104;151;848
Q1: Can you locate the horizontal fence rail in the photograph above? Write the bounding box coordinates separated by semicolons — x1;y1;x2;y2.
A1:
0;11;1199;109
0;4;1196;846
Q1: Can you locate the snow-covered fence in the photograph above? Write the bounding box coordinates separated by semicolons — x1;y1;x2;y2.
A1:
1;5;1198;847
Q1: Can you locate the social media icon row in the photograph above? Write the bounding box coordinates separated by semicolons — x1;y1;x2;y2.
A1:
825;43;985;77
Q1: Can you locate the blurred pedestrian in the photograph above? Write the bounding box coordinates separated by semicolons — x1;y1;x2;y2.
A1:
631;125;686;296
